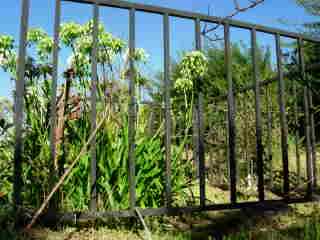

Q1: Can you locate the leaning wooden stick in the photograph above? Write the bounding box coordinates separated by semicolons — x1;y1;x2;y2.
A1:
25;109;109;230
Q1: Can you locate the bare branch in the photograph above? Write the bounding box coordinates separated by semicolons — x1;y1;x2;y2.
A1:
203;0;265;37
203;4;213;35
203;33;224;43
233;0;241;10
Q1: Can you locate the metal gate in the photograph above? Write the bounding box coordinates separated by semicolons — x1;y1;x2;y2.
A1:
10;0;320;222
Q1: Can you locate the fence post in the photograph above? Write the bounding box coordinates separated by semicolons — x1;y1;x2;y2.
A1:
224;22;237;204
275;33;289;200
13;0;30;209
90;2;99;211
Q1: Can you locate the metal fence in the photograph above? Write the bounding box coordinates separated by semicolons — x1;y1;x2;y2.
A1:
12;0;320;221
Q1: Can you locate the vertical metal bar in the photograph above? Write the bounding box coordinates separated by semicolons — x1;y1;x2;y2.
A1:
275;33;289;200
163;13;172;207
293;81;301;185
298;38;313;198
193;106;199;178
304;88;313;198
195;18;205;207
266;86;273;188
13;0;30;208
90;2;99;211
128;8;136;210
308;91;317;188
251;28;264;201
48;0;61;210
224;23;237;204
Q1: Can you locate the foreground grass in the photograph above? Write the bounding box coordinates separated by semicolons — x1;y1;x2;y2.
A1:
1;183;320;240
1;225;190;240
1;202;320;240
222;203;320;240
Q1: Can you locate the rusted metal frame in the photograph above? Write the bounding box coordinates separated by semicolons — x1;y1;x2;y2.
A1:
275;33;290;200
89;2;99;211
13;0;30;208
298;38;313;198
195;18;206;208
225;23;237;204
163;13;172;207
251;28;264;201
12;0;320;219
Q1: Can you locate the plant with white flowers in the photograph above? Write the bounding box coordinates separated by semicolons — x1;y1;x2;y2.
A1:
175;51;208;94
174;50;208;115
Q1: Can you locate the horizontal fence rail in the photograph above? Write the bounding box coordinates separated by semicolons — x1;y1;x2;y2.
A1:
63;0;320;43
9;0;320;223
40;198;317;223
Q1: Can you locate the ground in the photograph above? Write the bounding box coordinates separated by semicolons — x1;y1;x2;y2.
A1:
9;202;320;240
2;184;320;240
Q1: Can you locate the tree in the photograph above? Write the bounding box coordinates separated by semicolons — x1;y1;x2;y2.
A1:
297;0;320;37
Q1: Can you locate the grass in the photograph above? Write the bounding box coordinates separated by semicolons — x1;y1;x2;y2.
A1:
2;184;320;240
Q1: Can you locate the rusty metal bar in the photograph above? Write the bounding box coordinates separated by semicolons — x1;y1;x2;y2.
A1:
163;12;172;207
308;91;317;188
266;86;273;188
251;28;264;201
195;18;206;208
298;38;313;198
128;8;136;210
304;88;313;198
89;2;99;211
225;23;237;204
13;0;30;208
293;80;301;185
275;33;289;199
48;0;62;210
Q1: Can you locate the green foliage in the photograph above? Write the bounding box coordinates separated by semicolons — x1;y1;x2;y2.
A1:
27;28;53;61
223;230;250;240
0;35;16;75
60;22;82;46
0;19;193;211
296;0;320;37
296;0;320;16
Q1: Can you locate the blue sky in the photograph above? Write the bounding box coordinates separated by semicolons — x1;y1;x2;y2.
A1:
0;0;317;98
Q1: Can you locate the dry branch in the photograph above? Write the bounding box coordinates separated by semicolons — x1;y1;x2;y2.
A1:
203;0;265;41
24;107;110;230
